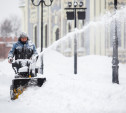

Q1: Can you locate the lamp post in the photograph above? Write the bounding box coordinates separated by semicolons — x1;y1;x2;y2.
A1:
65;2;86;74
31;0;53;74
112;0;119;84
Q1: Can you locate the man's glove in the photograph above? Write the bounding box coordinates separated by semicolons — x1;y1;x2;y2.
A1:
8;57;13;63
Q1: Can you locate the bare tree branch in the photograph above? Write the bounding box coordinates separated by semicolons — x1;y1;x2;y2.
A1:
0;15;21;37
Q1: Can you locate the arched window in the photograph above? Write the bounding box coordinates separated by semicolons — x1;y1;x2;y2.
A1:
81;34;84;47
68;23;71;48
34;26;38;48
45;25;48;48
124;22;126;49
55;28;59;41
68;23;71;32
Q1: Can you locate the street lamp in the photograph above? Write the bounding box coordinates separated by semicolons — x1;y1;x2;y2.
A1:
31;0;53;74
112;0;119;84
79;2;83;7
68;2;72;8
65;2;86;74
74;2;78;7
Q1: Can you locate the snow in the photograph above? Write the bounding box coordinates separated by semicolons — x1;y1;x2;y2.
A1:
0;50;126;113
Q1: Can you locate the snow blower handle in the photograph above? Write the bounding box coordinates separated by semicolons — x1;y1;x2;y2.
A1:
31;54;39;62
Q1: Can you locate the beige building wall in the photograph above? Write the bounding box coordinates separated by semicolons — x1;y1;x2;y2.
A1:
19;0;28;33
88;0;106;55
19;0;126;62
25;0;29;33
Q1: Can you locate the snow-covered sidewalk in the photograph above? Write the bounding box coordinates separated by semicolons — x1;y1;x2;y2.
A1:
0;50;126;113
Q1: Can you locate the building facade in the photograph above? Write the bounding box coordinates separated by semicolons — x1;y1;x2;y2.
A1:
19;0;126;63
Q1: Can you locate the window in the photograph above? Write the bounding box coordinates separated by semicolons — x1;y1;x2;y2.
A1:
34;26;38;48
45;25;48;48
55;28;59;41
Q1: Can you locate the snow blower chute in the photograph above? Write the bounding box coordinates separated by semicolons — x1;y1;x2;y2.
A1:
10;58;46;100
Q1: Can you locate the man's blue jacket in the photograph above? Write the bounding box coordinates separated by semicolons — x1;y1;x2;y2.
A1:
8;40;38;60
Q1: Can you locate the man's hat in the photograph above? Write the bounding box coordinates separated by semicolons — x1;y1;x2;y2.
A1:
18;32;29;41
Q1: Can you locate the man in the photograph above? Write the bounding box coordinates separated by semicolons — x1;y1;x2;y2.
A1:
8;32;38;63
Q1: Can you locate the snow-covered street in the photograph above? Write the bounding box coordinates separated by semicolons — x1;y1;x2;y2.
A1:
0;50;126;113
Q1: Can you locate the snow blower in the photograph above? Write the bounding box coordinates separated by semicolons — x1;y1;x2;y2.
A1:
10;58;46;100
